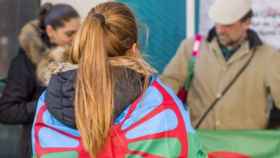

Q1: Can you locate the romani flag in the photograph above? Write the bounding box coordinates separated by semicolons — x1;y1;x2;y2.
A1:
32;77;280;158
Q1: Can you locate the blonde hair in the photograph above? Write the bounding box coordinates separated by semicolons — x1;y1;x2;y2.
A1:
70;2;154;157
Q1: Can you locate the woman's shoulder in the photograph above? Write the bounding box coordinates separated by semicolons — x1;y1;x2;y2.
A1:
113;68;144;117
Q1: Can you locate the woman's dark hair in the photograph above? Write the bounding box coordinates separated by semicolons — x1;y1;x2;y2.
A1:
38;3;79;46
39;3;79;30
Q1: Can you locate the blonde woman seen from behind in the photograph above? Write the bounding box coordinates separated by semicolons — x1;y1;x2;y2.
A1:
32;2;206;158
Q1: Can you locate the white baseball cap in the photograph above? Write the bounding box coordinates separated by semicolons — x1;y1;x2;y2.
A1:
209;0;252;25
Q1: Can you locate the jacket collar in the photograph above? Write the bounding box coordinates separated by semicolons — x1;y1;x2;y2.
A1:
207;28;261;66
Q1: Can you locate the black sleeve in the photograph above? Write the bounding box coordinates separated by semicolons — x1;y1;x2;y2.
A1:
0;53;38;124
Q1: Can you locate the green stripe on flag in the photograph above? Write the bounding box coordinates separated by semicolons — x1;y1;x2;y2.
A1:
32;151;79;158
188;133;208;158
198;130;280;158
41;151;78;158
128;138;181;157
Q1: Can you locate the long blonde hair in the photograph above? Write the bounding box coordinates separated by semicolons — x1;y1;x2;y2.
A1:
70;2;154;157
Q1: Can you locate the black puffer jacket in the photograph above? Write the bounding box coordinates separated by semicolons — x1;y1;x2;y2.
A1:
46;68;144;129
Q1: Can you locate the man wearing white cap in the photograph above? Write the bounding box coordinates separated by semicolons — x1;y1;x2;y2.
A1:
161;0;280;129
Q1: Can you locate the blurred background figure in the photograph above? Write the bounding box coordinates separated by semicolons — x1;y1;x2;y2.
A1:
161;0;280;130
0;3;80;158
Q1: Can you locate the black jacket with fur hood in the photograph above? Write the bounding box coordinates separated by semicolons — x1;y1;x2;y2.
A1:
0;20;64;158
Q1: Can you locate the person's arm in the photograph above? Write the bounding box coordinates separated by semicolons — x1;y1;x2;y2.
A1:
0;53;37;124
160;38;193;93
265;49;280;109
